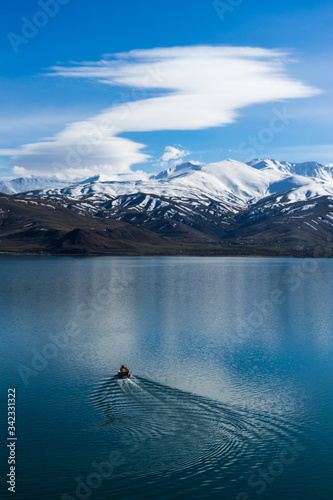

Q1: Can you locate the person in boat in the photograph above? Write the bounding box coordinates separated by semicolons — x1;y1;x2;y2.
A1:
119;365;130;378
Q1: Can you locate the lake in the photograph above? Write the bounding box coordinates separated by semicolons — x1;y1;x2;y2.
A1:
1;256;333;499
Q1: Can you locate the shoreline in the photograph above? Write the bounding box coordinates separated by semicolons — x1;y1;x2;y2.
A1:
0;250;331;259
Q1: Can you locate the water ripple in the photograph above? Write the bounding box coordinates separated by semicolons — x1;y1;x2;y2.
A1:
90;375;308;496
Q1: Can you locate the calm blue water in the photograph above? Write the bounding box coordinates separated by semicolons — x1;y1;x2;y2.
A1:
1;256;333;499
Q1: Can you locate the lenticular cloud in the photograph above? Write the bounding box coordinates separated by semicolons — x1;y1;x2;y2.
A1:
3;45;319;178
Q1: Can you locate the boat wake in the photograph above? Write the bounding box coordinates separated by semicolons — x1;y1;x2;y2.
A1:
90;375;307;497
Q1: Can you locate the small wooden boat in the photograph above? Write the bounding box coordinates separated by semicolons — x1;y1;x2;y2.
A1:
118;365;130;379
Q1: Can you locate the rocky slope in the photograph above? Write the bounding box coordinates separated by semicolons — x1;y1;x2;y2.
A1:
1;159;333;256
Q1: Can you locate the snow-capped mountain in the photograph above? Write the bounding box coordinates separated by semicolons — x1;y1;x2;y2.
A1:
3;159;333;203
42;159;272;203
18;157;328;243
2;158;333;256
34;157;333;211
249;159;332;179
0;176;73;195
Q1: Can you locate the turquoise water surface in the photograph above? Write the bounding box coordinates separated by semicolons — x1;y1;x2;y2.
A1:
1;256;333;499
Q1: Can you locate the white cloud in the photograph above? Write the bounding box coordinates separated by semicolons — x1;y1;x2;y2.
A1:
0;45;320;179
161;145;189;164
12;166;30;177
187;160;202;166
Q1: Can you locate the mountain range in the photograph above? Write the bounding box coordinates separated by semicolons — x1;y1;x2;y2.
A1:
1;159;333;256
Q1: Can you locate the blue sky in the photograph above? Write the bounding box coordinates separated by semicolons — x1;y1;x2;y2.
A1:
0;0;332;179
